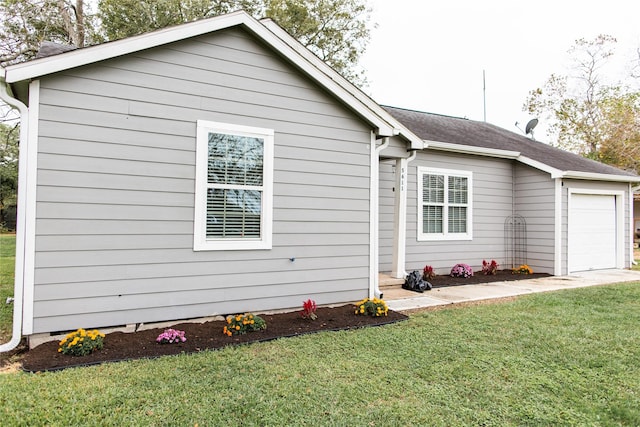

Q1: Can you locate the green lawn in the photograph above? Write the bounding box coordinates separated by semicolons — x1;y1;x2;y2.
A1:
0;233;15;341
1;282;639;426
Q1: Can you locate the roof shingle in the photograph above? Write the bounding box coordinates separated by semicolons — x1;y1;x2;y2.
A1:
383;105;637;178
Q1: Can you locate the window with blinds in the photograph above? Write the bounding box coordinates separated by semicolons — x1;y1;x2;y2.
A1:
417;167;472;241
194;121;274;251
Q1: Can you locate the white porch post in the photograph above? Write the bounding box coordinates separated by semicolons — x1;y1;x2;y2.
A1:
391;157;408;278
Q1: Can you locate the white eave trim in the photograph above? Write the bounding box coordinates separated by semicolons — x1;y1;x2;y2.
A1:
4;10;403;139
260;18;423;147
560;170;640;183
424;139;640;183
5;11;249;83
424;140;521;159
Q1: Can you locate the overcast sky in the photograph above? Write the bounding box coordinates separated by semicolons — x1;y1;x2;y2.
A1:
360;0;640;140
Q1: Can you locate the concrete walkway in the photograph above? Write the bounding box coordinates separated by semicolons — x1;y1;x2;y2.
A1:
385;269;640;312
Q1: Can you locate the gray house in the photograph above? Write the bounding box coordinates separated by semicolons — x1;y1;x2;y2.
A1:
1;11;638;347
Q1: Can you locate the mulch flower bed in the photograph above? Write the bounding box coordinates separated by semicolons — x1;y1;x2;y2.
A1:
426;270;550;288
8;271;548;372
21;305;408;372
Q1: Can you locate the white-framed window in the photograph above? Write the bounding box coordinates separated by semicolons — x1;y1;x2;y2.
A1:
417;167;472;241
194;120;274;251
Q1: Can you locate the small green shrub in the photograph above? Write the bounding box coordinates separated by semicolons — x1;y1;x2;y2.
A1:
223;313;267;336
512;264;533;274
58;328;105;356
354;298;388;317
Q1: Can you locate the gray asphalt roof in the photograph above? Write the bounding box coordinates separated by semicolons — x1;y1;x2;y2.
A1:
383;105;637;178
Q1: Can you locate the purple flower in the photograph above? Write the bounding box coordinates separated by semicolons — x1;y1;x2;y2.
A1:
450;263;473;278
156;329;187;344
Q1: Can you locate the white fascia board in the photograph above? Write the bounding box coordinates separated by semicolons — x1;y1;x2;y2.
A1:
5;10;402;139
260;18;422;145
5;11;250;83
424;140;521;159
516;156;564;178
422;140;639;183
561;170;640;183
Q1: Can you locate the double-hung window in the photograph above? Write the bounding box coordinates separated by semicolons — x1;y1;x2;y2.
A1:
194;120;274;250
417;167;472;241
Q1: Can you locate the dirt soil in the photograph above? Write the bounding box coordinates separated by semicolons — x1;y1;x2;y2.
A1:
17;305;407;372
426;270;550;287
2;270;548;373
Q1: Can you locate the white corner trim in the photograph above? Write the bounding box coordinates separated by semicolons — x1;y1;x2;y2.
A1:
21;80;40;335
554;178;563;276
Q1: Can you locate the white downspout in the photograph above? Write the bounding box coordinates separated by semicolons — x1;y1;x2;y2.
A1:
370;134;390;299
0;78;28;352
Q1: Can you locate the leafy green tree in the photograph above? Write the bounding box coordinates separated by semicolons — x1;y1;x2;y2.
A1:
524;35;640;173
0;0;100;66
263;0;371;83
0;122;18;230
97;0;262;40
97;0;371;83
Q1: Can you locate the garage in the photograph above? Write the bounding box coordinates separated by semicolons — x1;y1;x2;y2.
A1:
568;193;619;272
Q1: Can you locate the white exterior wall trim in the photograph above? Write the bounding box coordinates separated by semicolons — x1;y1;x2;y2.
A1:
3;11;409;141
390;150;417;279
554;178;563;276
562;171;640;183
424;140;640;185
21;80;39;335
193;120;274;251
424;140;521;159
370;135;389;299
0;79;28;352
630;183;635;267
567;188;626;272
260;19;423;149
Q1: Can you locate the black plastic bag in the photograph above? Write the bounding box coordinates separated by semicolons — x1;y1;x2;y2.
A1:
403;270;432;293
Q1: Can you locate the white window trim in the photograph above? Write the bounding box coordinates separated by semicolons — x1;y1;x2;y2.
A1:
194;120;274;251
417;166;473;241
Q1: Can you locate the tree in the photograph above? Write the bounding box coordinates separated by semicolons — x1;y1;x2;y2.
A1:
263;0;371;83
96;0;371;83
0;122;18;230
523;35;640;173
0;0;100;67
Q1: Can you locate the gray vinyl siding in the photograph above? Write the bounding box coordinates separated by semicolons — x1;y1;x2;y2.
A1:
32;27;372;333
513;164;555;274
380;150;514;275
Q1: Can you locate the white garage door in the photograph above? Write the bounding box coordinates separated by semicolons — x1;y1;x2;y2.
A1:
568;193;617;272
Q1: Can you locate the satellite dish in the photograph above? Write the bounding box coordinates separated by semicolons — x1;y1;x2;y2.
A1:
525;118;539;136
